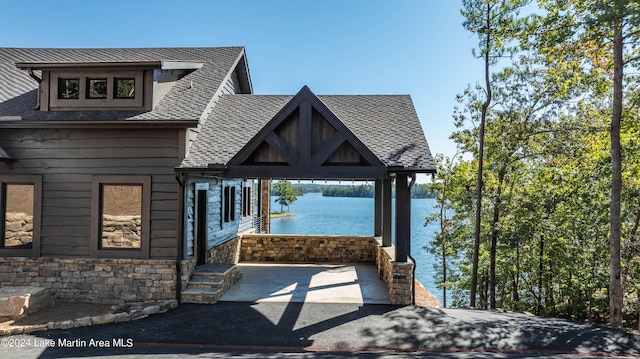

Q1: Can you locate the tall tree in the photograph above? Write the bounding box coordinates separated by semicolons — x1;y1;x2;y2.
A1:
273;180;297;213
534;0;640;328
461;0;529;308
426;152;464;307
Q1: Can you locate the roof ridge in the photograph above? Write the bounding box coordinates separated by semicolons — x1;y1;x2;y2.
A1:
0;46;245;50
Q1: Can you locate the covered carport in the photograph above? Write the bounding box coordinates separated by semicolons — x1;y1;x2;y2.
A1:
178;86;435;305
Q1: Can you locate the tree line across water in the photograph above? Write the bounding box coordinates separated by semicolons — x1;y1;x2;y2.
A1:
270;182;436;199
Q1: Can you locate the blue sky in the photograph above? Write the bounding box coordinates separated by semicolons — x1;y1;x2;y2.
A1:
0;0;481;162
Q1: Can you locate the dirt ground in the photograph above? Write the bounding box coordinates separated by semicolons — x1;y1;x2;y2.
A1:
414;280;442;308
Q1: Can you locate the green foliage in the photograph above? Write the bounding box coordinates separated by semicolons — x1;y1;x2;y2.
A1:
431;0;640;328
272;180;297;213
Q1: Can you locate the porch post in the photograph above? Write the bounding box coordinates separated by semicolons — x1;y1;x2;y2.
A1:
395;174;410;262
374;179;383;237
259;179;271;233
382;178;392;247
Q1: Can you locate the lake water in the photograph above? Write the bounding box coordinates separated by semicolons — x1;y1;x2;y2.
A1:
270;192;442;304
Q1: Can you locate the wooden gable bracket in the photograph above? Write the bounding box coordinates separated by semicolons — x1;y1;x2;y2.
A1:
227;86;386;179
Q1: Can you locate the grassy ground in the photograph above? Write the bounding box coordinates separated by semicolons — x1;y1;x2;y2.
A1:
270;212;293;218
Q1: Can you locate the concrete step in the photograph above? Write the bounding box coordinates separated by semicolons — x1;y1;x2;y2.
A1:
181;287;222;304
192;263;236;279
181;263;242;304
187;277;224;289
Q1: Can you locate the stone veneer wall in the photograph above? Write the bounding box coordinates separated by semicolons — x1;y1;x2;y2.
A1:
206;236;242;264
240;234;378;263
179;257;197;292
0;258;177;305
376;244;414;305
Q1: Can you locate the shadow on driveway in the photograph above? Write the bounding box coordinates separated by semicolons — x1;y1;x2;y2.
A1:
5;302;640;358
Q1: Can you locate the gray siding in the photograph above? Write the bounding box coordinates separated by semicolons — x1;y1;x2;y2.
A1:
0;128;181;259
184;177;251;258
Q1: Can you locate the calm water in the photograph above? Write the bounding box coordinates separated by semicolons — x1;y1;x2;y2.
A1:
271;192;442;304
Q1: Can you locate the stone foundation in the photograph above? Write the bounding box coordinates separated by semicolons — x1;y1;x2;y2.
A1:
206;236;241;264
240;234;378;263
0;257;177;305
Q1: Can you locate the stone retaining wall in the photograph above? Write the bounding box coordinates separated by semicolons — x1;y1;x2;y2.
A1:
240;234;378;263
0;258;177;305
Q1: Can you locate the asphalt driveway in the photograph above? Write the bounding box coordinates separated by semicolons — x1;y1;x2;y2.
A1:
3;302;640;358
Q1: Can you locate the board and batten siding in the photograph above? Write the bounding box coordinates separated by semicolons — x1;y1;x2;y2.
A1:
0;128;183;259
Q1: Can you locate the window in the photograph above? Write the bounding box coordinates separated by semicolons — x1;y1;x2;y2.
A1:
100;184;142;249
242;186;251;217
223;186;236;223
0;175;41;256
58;78;79;99
115;78;135;99
50;71;143;110
91;176;150;258
87;78;108;99
2;184;34;248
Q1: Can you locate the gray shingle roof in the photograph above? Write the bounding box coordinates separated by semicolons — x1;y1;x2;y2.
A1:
0;47;244;121
181;93;435;172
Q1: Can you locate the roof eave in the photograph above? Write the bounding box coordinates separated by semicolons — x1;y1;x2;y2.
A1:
0;120;199;129
15;60;205;71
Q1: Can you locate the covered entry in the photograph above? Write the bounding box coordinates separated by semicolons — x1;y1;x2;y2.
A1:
178;86;435;304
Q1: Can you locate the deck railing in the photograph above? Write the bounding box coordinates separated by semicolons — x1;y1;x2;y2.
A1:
252;215;267;234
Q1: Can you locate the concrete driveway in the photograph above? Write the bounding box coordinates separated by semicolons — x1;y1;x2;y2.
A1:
219;263;391;304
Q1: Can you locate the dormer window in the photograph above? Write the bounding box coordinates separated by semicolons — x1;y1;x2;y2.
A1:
16;60;205;112
87;78;107;99
115;78;135;99
58;78;80;99
49;71;143;110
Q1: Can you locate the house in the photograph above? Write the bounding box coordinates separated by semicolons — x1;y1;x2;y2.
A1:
0;47;435;306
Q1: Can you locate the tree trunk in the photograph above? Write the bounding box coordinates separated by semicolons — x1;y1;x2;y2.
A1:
513;239;520;312
440;187;448;308
442;242;447;308
490;166;506;309
537;234;545;316
609;24;623;329
470;2;492;308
